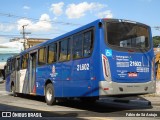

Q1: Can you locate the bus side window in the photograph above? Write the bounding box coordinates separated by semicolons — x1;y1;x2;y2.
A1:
59;38;71;61
5;62;10;76
73;34;83;59
83;31;93;57
11;59;16;71
47;43;57;64
22;54;28;69
38;47;46;65
67;38;71;60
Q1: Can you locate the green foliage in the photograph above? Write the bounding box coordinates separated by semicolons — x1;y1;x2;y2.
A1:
153;36;160;47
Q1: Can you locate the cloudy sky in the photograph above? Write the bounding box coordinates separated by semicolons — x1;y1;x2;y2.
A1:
0;0;159;43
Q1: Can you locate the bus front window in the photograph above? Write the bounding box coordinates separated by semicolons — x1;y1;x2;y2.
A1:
106;22;150;51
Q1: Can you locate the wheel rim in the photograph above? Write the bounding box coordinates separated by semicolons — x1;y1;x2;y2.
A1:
46;88;52;101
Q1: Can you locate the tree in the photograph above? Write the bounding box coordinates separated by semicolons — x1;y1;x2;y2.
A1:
153;36;160;47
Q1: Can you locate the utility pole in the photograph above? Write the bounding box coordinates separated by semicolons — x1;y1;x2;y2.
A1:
22;25;28;40
20;24;31;50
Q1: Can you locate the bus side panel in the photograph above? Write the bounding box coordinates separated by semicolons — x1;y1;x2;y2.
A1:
62;59;92;97
54;63;63;97
19;69;29;94
36;66;48;96
36;63;63;97
62;24;101;97
89;26;102;97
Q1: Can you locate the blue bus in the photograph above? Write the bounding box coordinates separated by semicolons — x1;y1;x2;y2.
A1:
5;19;155;105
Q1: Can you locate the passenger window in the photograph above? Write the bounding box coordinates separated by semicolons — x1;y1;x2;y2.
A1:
5;62;10;75
59;38;71;61
83;31;93;57
22;54;28;69
73;34;83;59
11;59;16;71
38;47;46;65
47;43;57;64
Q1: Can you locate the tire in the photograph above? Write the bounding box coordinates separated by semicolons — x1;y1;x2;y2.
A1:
11;84;17;97
45;83;56;105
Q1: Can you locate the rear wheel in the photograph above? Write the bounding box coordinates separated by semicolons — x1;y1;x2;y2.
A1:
11;84;17;97
45;83;56;105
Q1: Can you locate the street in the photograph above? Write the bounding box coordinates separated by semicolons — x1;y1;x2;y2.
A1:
0;81;160;120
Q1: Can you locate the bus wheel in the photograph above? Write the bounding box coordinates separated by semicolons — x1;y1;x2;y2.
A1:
45;83;56;105
11;84;17;97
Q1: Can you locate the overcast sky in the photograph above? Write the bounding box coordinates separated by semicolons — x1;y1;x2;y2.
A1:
0;0;159;43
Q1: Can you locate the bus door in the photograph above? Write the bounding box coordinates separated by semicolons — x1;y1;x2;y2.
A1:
29;52;37;94
15;57;20;92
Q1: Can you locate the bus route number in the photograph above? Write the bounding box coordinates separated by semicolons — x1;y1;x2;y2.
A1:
130;61;141;66
77;63;89;71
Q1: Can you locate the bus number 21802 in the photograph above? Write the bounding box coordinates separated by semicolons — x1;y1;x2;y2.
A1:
130;61;142;67
77;63;89;71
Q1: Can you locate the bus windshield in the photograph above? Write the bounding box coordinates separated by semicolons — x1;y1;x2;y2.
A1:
106;21;150;51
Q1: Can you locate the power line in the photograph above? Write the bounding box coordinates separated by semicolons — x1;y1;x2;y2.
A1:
153;26;160;30
0;34;21;37
0;12;81;26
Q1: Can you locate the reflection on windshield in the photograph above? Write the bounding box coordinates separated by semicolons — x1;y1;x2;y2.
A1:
120;36;145;48
107;22;149;49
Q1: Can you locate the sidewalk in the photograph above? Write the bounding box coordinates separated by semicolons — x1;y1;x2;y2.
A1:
139;80;160;106
144;96;160;106
0;80;4;84
156;80;160;95
0;77;4;83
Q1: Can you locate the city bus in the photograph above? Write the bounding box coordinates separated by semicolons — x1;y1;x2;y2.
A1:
5;18;156;105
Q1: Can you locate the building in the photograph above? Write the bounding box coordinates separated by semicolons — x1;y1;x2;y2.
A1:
10;38;50;50
26;38;49;49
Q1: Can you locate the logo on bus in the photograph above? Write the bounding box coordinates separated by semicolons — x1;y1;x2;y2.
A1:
52;65;56;74
105;49;112;57
50;65;58;77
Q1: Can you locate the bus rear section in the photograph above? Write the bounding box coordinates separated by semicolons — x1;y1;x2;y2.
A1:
99;19;156;96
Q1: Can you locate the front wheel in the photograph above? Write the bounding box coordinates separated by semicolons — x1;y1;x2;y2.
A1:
45;83;56;105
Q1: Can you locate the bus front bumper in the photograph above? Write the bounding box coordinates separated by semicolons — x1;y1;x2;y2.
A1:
99;80;156;96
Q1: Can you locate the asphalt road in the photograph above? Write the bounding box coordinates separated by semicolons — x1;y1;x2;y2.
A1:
0;81;160;120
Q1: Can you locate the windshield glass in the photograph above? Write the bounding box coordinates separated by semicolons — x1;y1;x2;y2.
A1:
106;22;150;50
